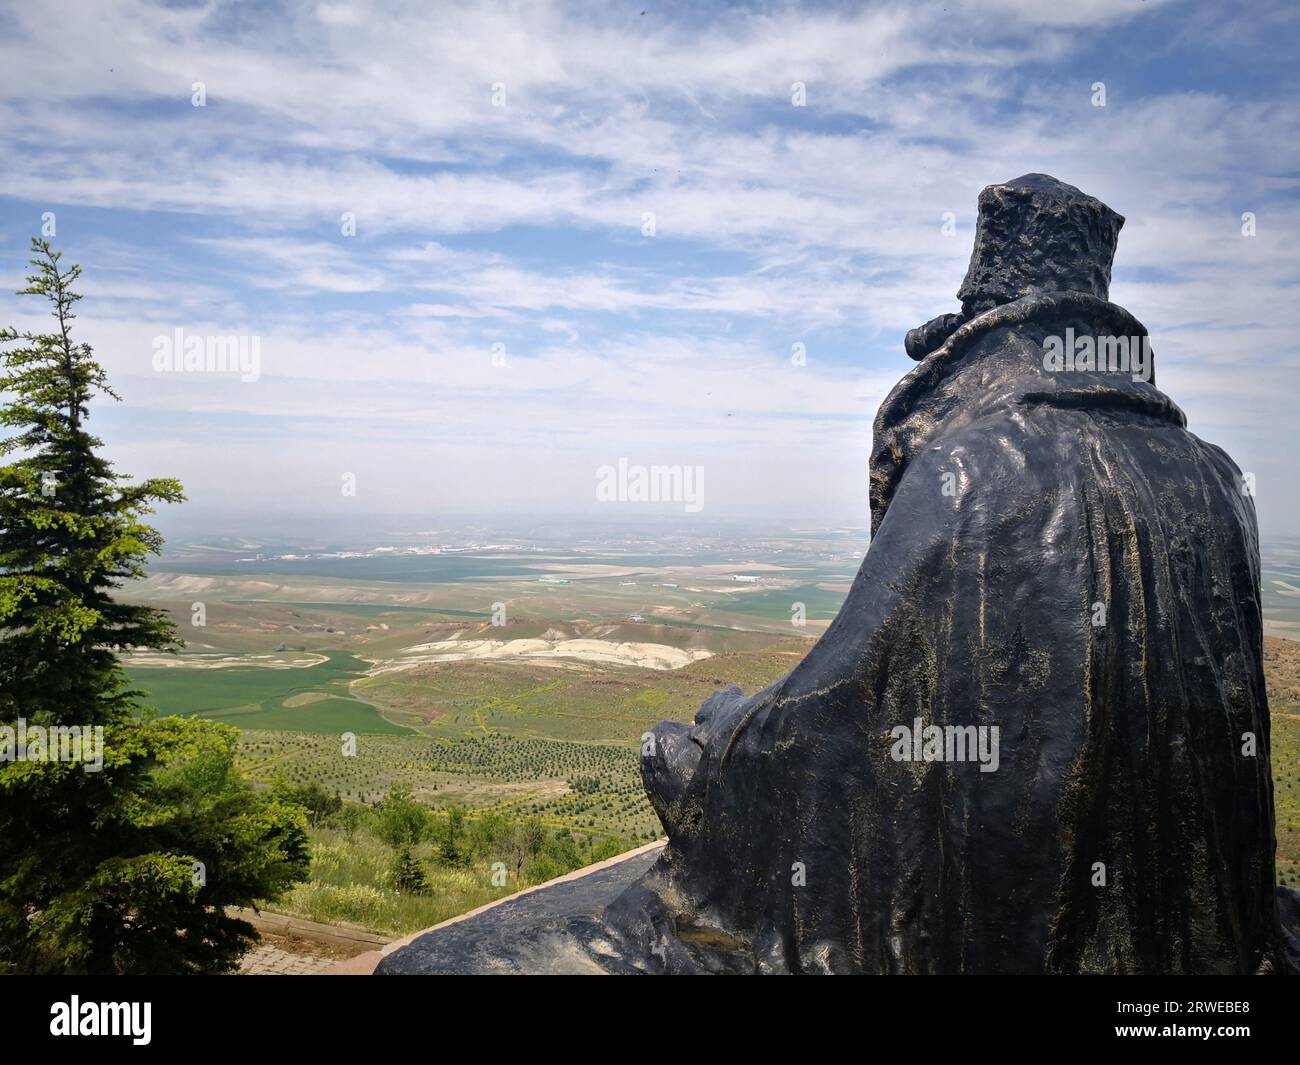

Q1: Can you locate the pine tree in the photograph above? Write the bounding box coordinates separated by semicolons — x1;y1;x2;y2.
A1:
0;238;182;721
0;239;309;973
391;844;429;895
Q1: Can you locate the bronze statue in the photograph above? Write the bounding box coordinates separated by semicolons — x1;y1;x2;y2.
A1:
612;174;1298;974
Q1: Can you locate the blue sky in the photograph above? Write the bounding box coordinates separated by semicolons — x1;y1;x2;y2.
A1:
0;0;1297;532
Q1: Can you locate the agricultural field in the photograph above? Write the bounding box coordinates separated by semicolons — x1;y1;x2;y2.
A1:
120;529;1299;935
126;543;828;850
354;640;809;742
132;651;411;734
237;731;659;839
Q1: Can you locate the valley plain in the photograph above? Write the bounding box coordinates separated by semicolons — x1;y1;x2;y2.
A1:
125;520;1300;934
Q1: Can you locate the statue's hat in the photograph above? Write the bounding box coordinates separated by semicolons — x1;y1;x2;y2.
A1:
957;173;1125;314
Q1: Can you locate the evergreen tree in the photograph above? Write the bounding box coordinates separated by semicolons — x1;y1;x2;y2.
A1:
0;239;309;973
437;805;467;867
270;779;342;826
390;844;429;895
0;240;181;722
374;784;430;848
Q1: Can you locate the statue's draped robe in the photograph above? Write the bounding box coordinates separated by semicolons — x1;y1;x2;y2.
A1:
611;290;1287;974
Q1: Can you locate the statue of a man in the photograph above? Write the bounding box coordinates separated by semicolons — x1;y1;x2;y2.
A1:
609;174;1298;974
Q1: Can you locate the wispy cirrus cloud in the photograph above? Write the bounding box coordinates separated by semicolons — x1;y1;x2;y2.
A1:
0;0;1296;528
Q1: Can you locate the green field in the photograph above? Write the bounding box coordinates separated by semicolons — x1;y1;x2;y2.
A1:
355;644;806;742
718;582;849;621
130;652;412;734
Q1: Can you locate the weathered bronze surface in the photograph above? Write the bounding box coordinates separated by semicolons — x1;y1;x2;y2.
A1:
612;174;1299;974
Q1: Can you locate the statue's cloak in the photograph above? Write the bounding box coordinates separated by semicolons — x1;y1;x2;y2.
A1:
607;289;1293;974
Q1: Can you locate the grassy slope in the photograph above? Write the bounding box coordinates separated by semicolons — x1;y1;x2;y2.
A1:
353;642;810;742
1264;637;1300;887
270;826;629;938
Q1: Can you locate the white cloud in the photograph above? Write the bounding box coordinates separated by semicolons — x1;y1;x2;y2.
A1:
0;0;1296;529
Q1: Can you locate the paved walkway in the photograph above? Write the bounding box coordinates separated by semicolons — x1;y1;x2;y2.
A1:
240;944;337;975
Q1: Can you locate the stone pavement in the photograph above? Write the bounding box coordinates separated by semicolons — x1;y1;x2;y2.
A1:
231;907;392;975
240;943;337;975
